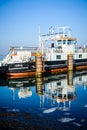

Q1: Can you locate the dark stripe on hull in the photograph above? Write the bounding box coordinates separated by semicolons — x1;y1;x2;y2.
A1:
44;60;68;74
74;59;87;66
74;59;87;70
45;60;67;69
45;60;67;65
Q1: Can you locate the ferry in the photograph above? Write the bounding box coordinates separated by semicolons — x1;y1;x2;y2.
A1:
1;26;87;77
39;26;87;72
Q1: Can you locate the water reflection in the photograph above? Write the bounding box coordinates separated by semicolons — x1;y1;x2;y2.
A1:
7;77;35;100
0;71;87;107
36;72;76;112
0;71;87;129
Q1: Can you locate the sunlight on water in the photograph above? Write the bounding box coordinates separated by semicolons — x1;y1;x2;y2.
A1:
0;71;87;129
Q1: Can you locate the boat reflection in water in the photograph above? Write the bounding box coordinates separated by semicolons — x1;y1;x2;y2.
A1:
0;72;76;109
0;71;87;129
36;71;76;112
1;71;87;108
7;77;35;99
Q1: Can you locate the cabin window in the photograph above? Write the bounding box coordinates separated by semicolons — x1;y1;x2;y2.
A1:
68;40;71;44
67;40;75;44
79;54;82;58
57;40;62;45
63;40;66;44
56;55;61;59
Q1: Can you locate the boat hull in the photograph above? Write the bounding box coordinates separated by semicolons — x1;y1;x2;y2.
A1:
6;62;36;78
5;59;87;78
74;59;87;70
7;71;35;78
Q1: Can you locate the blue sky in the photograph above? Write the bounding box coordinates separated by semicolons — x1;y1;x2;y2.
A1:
0;0;87;55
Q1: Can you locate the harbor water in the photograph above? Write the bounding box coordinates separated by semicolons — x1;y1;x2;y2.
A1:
0;71;87;129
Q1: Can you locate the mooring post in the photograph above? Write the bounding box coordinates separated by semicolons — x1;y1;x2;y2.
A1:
36;52;43;77
68;53;73;71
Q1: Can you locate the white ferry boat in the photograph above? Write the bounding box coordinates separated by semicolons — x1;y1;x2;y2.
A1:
1;26;87;77
39;26;87;72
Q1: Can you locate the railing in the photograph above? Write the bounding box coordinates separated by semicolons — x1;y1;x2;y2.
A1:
43;47;63;54
75;47;87;53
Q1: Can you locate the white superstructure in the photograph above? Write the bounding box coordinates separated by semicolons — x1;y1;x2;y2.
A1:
2;47;32;64
39;26;87;63
39;26;76;61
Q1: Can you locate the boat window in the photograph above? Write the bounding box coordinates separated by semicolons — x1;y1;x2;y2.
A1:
79;54;82;58
63;40;66;44
68;40;71;44
57;40;62;45
67;40;75;44
71;40;75;44
56;55;61;59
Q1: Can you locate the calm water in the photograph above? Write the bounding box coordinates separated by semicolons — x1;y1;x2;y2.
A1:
0;71;87;130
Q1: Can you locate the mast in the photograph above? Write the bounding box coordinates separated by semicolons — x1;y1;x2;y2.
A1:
38;26;44;55
58;26;71;37
38;26;41;48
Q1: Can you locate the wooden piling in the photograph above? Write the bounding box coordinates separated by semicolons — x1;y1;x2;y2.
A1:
68;53;73;71
36;52;43;77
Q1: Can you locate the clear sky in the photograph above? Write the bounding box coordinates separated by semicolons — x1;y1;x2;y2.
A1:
0;0;87;55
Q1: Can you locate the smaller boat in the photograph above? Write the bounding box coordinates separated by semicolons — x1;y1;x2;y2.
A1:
1;46;36;78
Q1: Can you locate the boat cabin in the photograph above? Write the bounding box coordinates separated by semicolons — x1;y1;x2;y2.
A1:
39;26;77;61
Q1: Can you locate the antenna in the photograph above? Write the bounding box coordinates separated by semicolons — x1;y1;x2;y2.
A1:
49;26;54;34
38;26;41;48
68;27;71;37
58;26;71;36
